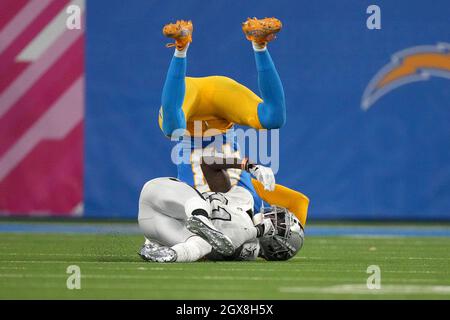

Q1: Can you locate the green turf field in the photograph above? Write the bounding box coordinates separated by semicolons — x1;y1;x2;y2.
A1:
1;223;450;299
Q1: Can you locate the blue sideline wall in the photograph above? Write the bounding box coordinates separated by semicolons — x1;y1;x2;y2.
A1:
85;0;450;219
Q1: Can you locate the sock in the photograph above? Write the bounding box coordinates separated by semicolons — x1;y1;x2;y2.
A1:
252;41;267;52
172;236;212;262
191;209;208;218
174;43;189;58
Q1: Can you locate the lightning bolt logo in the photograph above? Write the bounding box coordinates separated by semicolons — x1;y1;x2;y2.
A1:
361;43;450;110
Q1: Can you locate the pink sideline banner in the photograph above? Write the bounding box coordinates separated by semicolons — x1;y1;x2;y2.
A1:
0;0;84;216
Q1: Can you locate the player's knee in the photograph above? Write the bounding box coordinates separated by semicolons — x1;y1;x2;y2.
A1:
140;179;159;204
260;106;286;129
140;178;172;204
163;124;186;137
270;112;286;129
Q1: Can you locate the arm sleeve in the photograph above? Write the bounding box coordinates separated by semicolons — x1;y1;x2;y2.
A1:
251;179;309;226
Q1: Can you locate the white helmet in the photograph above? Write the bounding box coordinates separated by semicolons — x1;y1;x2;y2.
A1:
259;206;304;261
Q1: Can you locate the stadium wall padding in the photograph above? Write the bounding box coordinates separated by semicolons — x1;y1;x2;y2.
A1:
85;0;450;219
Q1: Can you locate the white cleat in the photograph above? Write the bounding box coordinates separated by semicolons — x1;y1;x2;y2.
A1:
138;239;161;259
186;215;235;256
139;245;177;263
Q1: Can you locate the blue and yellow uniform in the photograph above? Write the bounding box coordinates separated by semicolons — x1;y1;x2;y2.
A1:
158;48;309;225
159;49;286;136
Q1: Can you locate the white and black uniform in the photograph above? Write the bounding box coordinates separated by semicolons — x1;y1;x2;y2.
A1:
203;187;260;260
138;177;260;261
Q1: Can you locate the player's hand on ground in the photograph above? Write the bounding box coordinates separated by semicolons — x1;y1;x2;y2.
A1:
249;165;275;191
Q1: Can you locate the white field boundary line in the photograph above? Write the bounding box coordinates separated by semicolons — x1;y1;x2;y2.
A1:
0;265;444;274
0;274;447;285
279;284;450;295
295;256;450;260
0;264;447;275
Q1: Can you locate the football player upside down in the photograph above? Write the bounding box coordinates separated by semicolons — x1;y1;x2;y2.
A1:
157;17;309;226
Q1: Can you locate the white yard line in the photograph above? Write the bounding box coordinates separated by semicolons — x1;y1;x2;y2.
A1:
0;273;447;285
77;266;448;275
279;284;450;295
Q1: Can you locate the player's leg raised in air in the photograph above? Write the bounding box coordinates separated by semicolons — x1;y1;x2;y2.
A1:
159;20;192;136
159;17;286;137
241;17;286;129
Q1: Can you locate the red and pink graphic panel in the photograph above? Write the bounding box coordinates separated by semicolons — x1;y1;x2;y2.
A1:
0;0;85;216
